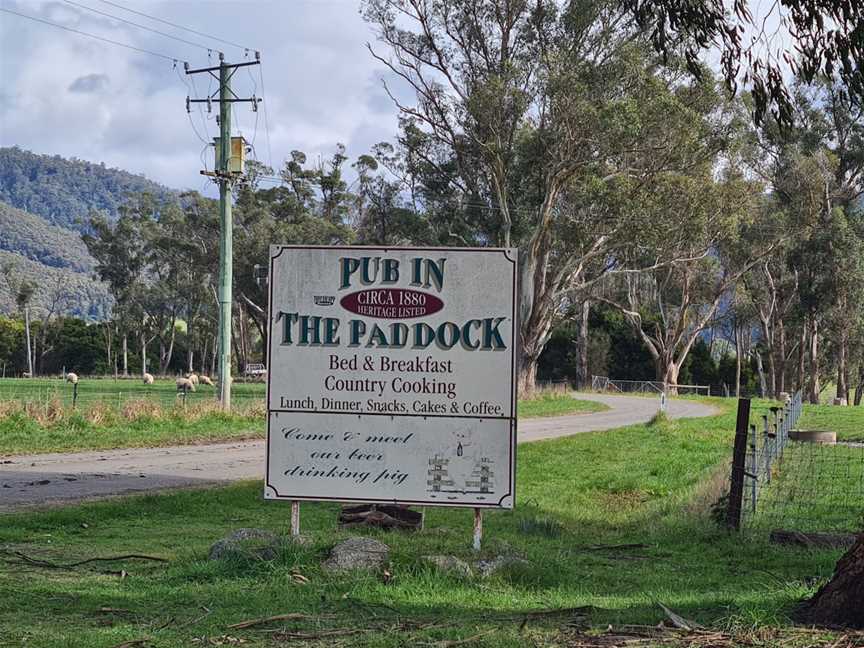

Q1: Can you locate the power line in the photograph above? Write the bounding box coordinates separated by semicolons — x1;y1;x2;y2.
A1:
62;0;219;54
258;65;274;169
0;6;185;64
95;0;255;53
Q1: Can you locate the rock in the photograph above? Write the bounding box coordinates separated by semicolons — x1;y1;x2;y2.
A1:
475;554;531;578
209;528;282;561
422;555;472;577
322;536;390;572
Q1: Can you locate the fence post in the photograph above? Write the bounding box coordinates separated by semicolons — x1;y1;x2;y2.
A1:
72;382;78;410
762;414;771;484
182;384;188;408
726;398;751;530
749;423;758;513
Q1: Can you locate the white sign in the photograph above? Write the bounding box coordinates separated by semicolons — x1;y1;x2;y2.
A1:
265;246;517;508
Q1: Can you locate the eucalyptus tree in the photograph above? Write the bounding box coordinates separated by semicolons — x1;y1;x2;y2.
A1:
363;0;743;392
596;164;771;389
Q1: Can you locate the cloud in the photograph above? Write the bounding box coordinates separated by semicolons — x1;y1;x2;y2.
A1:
0;0;407;195
68;73;110;93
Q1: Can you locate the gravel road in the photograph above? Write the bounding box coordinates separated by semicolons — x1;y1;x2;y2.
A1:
0;393;717;511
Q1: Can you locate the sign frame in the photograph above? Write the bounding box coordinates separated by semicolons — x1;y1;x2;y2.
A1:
264;245;518;509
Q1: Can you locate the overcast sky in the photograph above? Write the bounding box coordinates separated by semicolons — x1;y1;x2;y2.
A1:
0;1;794;197
0;0;405;194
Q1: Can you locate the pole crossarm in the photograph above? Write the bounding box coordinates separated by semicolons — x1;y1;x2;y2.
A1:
184;59;260;75
184;57;262;114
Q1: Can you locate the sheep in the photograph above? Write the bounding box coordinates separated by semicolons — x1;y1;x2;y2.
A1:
176;377;196;393
143;373;155;385
65;372;79;384
199;375;214;386
185;372;200;386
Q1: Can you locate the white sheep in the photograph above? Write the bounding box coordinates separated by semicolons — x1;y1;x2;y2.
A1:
199;375;214;386
176;377;196;392
65;372;79;384
143;373;155;385
185;372;200;386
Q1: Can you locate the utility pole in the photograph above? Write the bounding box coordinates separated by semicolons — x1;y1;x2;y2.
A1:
186;52;261;410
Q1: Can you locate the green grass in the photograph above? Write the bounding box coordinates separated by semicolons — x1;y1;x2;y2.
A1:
0;389;604;456
0;376;266;408
516;392;608;418
0;398;847;647
0;407;263;456
797;403;864;442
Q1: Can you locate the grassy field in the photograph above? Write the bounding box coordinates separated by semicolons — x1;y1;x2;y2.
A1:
0;388;602;456
516;392;608;418
0;397;850;647
0;376;265;408
797;403;864;442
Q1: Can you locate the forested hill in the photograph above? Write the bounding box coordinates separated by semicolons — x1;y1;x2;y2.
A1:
0;146;173;320
0;202;93;273
0;147;174;229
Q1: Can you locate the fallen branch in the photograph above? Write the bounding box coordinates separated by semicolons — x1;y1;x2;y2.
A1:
658;602;703;631
109;639;150;648
271;628;363;640
2;550;167;570
227;613;335;630
769;529;858;550
419;629;495;647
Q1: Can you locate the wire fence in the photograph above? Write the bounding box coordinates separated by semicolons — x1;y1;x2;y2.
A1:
727;392;864;535
0;378;266;412
590;375;711;396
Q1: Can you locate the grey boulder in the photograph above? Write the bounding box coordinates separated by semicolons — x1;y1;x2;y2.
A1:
322;536;390;572
209;528;282;561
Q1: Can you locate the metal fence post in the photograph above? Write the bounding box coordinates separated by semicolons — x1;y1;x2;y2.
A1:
749;423;758;513
72;382;78;410
726;398;751;530
762;414;771;484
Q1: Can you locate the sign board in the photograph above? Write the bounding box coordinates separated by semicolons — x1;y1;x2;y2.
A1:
265;246;517;508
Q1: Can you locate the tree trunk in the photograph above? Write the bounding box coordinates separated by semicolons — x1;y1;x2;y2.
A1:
734;324;743;398
837;327;848;404
141;333;147;377
777;321;786;395
754;352;766;398
201;336;209;375
855;381;863;406
655;357;679;394
24;306;33;376
808;317;820;405
210;335;217;378
159;321;176;375
577;299;590;390
104;325;113;374
796;327;806;392
518;347;539;397
122;334;129;377
758;316;775;398
796;533;864;628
